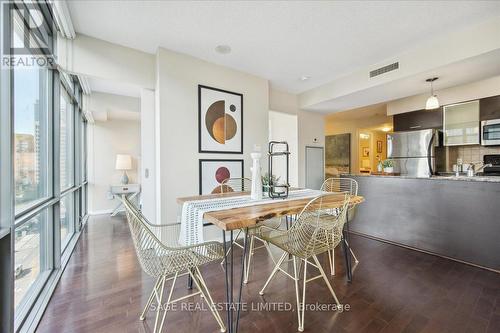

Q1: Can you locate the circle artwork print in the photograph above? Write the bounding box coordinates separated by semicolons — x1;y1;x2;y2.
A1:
212;166;232;194
205;100;237;144
215;167;230;184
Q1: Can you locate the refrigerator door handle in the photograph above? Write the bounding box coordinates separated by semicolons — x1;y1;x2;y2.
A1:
427;132;435;176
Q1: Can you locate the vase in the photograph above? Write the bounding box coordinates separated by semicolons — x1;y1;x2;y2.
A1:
250;152;263;200
384;167;394;173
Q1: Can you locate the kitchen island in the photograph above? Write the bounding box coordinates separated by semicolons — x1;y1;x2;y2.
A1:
346;174;500;271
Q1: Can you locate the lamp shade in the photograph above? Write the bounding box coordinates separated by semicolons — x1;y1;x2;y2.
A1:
115;154;132;170
425;95;440;110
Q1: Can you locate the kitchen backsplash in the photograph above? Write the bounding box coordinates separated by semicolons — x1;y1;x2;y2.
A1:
442;145;500;171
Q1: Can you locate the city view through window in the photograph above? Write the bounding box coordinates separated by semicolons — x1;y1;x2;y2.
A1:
13;64;50;307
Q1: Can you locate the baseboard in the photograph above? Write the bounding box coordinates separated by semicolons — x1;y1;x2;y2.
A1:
88;209;113;216
349;230;500;274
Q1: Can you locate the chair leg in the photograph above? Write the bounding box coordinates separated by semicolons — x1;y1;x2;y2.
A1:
312;255;341;307
140;276;162;320
157;272;179;333
220;229;243;266
244;236;255;284
153;276;167;333
298;259;308;332
327;249;336;276
263;239;276;264
292;256;302;332
191;267;227;332
345;240;360;263
259;252;288;295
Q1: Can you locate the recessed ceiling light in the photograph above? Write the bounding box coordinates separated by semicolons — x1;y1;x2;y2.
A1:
215;45;231;54
300;76;311;81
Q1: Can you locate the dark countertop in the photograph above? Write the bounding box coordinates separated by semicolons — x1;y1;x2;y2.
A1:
348;173;500;183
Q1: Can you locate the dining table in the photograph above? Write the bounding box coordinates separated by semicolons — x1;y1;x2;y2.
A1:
176;189;364;333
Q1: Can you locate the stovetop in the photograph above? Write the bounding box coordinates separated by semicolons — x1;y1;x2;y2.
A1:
483;154;500;175
476;172;500;176
484;154;500;166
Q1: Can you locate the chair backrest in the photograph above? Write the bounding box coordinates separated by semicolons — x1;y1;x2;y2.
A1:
285;193;350;258
122;197;173;277
220;177;252;193
321;177;358;196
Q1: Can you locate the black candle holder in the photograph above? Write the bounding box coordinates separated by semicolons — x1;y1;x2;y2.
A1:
268;141;290;199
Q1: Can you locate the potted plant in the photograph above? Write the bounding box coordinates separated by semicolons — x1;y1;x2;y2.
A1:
262;173;280;194
382;159;394;173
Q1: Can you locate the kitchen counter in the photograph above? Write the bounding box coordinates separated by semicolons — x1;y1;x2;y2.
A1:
345;174;500;271
350;173;500;183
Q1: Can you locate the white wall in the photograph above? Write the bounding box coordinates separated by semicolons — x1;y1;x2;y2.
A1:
140;89;156;222
89;91;140;121
269;111;298;187
297;110;325;187
269;89;325;187
87;118;141;214
155;48;269;239
387;75;500;115
57;33;155;89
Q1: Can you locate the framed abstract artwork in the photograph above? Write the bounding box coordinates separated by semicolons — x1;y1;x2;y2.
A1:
199;159;244;195
198;85;243;153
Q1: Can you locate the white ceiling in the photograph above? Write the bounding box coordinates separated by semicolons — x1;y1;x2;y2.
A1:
308;48;500;112
67;1;500;94
87;76;141;98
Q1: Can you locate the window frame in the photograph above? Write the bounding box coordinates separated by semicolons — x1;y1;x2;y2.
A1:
3;2;90;331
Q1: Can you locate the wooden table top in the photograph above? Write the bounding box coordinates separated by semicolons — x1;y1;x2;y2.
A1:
177;191;364;231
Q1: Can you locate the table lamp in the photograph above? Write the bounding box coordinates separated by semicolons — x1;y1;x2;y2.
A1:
116;154;132;184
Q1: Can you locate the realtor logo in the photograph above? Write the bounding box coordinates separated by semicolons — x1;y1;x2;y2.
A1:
2;2;55;67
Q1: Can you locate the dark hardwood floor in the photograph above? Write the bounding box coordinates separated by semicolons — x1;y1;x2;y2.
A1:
36;215;500;333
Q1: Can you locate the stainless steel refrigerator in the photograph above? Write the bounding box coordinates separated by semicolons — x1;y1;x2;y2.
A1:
387;129;439;177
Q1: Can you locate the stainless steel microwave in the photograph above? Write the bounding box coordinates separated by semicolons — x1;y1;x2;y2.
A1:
482;119;500;146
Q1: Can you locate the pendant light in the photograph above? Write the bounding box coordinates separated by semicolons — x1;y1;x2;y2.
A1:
425;77;439;110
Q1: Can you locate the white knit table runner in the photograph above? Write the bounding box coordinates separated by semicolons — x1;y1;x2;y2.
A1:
179;189;323;246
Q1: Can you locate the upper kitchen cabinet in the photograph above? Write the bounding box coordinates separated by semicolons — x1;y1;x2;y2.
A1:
393;108;442;132
443;100;480;146
480;95;500;121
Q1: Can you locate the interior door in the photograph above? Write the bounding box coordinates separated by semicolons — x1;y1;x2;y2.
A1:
305;146;324;190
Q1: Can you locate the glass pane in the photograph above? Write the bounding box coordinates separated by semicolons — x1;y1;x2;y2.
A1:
81;117;87;182
60;193;75;251
483;124;500;140
13;58;50;214
443;101;480;146
60;87;74;190
15;210;48;308
83;184;88;217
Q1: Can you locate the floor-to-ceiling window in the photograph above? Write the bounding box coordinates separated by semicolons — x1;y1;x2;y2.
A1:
59;78;75;252
12;3;54;324
1;2;89;331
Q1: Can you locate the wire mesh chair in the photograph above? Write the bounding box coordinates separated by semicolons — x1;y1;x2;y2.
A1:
321;177;359;275
219;177;283;284
122;197;226;333
258;193;350;332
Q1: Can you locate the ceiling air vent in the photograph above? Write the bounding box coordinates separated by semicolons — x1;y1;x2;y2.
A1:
370;62;399;78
